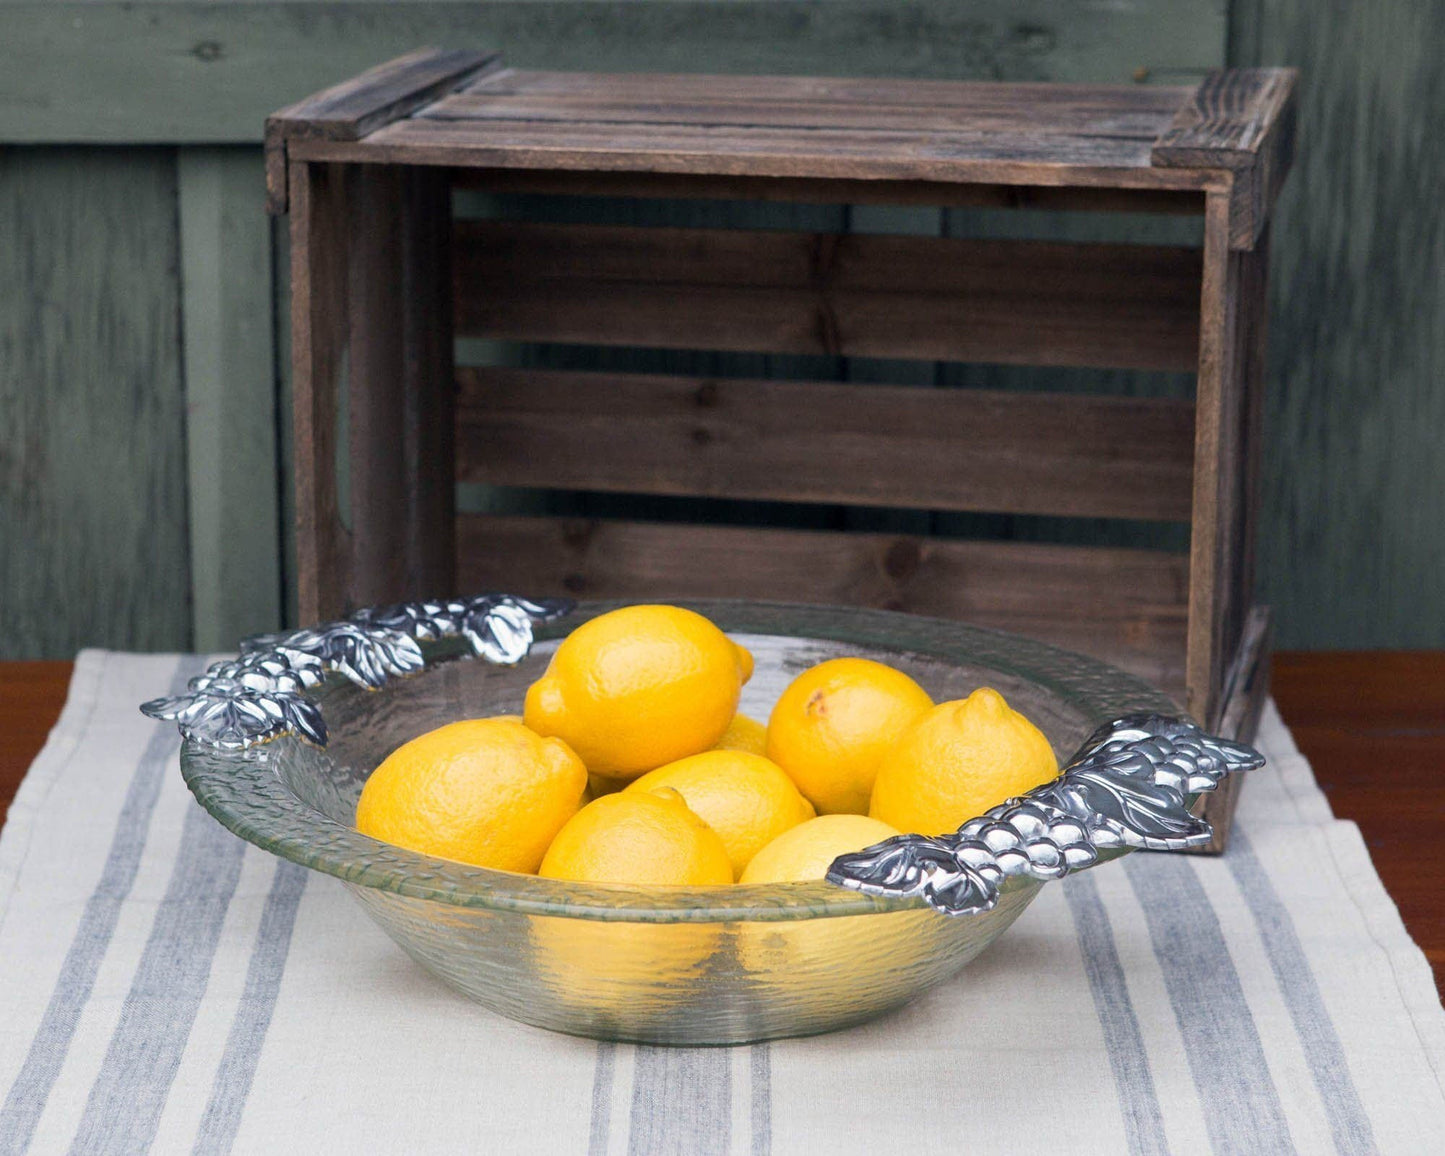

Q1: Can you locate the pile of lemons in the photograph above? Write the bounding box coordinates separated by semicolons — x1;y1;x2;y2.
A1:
355;605;1057;888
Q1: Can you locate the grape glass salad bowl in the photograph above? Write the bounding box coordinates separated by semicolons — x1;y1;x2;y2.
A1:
153;599;1259;1046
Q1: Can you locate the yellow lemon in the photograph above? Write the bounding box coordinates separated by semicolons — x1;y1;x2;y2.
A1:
587;715;766;805
528;914;723;1027
625;750;815;879
739;814;901;884
530;790;728;1018
355;719;586;873
869;687;1057;835
524;605;753;780
538;789;734;886
713;714;767;755
735;813;919;1004
765;658;933;814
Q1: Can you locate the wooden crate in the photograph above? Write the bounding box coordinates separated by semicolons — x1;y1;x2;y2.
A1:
268;49;1295;849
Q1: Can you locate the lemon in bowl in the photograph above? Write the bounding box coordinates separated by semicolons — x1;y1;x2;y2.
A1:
624;750;814;879
524;604;753;780
765;657;932;814
354;718;586;874
870;687;1058;835
532;788;733;1019
539;789;733;887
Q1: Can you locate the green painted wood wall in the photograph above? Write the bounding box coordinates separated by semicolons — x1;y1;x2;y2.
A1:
0;1;1439;656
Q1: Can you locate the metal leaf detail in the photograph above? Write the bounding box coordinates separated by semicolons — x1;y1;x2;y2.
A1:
243;622;425;689
828;835;1003;915
827;713;1264;916
458;595;573;663
1035;767;1212;850
141;677;326;750
350;594;573;664
143;594;575;750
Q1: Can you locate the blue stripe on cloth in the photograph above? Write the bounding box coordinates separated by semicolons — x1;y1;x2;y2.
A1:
750;1044;771;1156
67;799;248;1154
1064;873;1169;1156
1125;853;1297;1154
628;1046;730;1156
190;858;309;1155
1227;827;1379;1155
0;655;199;1156
587;1042;617;1156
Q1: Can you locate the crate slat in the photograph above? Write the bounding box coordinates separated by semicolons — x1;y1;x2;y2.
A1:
426;70;1192;138
451;168;1208;215
266;47;500;212
454;221;1203;371
457;513;1189;698
456;367;1196;521
317;116;1224;191
458;69;1195;117
1185;193;1270;724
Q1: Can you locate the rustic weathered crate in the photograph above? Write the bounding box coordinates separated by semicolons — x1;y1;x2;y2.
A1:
268;49;1295;849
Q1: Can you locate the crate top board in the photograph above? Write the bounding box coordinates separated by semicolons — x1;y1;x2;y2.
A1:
265;48;1296;249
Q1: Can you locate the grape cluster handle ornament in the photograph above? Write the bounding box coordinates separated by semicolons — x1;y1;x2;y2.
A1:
141;595;572;749
141;594;1263;917
827;715;1263;916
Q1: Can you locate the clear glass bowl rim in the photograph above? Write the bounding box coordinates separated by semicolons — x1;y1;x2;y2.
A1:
180;599;1175;924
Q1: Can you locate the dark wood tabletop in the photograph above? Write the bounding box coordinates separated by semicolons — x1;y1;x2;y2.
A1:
2;654;1440;998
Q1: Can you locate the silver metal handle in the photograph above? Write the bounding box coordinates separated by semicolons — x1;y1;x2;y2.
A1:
141;595;572;749
826;715;1263;916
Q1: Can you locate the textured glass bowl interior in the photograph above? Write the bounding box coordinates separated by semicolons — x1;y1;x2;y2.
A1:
182;601;1174;1045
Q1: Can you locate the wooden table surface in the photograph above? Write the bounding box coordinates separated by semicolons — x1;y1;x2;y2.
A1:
1;654;1440;998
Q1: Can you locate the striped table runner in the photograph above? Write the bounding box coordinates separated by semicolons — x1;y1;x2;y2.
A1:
2;651;1443;1155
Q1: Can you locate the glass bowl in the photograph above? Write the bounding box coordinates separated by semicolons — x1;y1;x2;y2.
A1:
180;600;1174;1045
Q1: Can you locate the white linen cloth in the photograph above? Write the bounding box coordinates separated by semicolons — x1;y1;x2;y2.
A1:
2;650;1443;1155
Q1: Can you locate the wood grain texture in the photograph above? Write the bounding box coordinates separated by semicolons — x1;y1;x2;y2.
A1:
288;161;352;624
458;514;1190;696
454;220;1204;370
0;661;75;826
273;211;299;630
270;47;499;140
265;47;498;211
1185;189;1261;725
1192;604;1271;851
290;161;458;617
0;1;1226;143
425;68;1193;134
455;183;859;533
398;168;458;601
931;205;1201;559
1152;68;1296;162
346;163;457;604
178;148;284;651
456;366;1197;520
452;68;1197;115
0;149;192;658
335;64;1243;191
295;121;1225;192
344;165;412;606
1234;0;1445;650
1152;69;1297;248
1271;651;1445;996
452;168;1209;215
